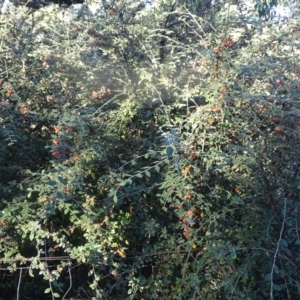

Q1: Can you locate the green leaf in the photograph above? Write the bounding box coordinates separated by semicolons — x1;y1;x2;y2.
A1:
120;180;128;186
273;284;282;291
280;239;287;247
145;171;151;177
44;288;51;294
154;165;160;172
53;293;60;298
57;176;65;184
29;269;34;277
113;194;118;203
56;191;64;199
166;146;174;157
264;273;271;281
47;181;57;186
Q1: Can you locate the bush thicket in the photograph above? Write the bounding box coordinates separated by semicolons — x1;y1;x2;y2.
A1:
1;0;300;299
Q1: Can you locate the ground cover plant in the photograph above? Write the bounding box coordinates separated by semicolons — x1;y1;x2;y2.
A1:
1;0;300;299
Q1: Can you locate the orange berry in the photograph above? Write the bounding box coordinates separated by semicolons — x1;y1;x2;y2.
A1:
186;194;193;200
187;209;194;215
22;107;29;114
212;106;221;113
274;126;283;133
223;38;233;48
7;88;13;95
190;153;197;159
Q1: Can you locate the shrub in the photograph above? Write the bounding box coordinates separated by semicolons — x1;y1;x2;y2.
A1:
1;1;300;299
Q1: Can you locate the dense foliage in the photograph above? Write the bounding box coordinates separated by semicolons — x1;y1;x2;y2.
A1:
1;0;300;299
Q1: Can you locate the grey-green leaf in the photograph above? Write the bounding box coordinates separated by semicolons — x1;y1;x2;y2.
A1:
166;146;174;157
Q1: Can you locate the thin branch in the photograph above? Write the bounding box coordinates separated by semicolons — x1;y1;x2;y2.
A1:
270;198;287;300
164;2;177;29
17;268;22;300
62;267;72;300
279;257;291;300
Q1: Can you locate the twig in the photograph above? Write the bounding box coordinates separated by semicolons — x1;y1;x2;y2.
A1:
279;257;291;300
0;66;14;76
62;267;72;300
270;198;287;300
17;268;22;300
